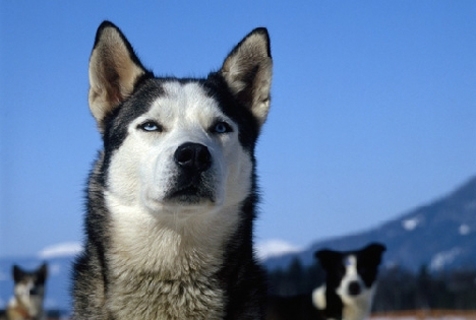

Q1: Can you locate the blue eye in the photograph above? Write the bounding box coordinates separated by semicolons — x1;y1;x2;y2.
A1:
139;121;162;132
212;121;232;134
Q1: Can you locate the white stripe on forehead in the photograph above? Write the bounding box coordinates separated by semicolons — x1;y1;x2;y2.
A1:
162;81;207;101
146;81;226;124
344;255;358;275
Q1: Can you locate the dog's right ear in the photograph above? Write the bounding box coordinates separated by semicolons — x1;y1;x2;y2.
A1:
315;249;339;270
88;21;151;132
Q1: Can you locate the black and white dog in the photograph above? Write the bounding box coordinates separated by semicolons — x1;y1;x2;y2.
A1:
72;21;272;319
313;243;386;320
267;243;386;320
6;263;48;320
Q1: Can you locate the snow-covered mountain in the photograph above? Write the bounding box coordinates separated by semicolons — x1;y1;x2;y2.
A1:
256;239;302;261
264;175;476;272
37;242;82;260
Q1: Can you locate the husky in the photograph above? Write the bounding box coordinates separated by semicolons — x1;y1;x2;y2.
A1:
6;263;48;320
72;21;272;320
266;243;385;320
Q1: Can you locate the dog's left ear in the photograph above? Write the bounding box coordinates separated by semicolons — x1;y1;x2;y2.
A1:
220;28;272;127
363;243;386;254
362;243;386;265
37;263;48;284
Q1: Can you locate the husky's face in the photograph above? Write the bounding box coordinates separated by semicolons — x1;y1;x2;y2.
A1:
105;81;252;213
88;22;272;218
12;264;47;315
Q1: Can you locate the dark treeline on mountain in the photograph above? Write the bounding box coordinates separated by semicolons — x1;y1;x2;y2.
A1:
266;258;476;311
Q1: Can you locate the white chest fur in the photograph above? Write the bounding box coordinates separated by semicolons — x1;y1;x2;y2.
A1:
104;194;240;319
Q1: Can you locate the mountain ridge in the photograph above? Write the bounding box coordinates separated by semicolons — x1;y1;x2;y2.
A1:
264;175;476;272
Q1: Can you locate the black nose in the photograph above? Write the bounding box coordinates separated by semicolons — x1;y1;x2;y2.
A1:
174;143;211;173
348;281;361;296
30;287;39;295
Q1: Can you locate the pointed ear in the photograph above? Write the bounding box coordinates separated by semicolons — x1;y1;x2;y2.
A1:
37;263;48;283
362;242;386;264
220;28;272;127
88;21;150;132
315;249;339;270
363;243;386;254
12;265;24;283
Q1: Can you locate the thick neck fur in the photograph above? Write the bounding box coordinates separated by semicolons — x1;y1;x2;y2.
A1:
7;296;44;320
98;190;241;319
105;191;240;276
341;288;374;320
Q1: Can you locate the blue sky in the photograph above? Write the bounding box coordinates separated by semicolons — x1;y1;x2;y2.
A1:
1;1;475;257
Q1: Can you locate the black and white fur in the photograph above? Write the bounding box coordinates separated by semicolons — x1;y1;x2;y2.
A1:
72;21;272;320
266;243;385;320
313;243;386;320
6;263;48;320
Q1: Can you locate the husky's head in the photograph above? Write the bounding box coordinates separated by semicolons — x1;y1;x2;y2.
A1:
11;263;47;316
88;22;272;219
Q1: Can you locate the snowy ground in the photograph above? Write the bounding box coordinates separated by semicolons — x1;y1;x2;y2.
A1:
371;310;476;320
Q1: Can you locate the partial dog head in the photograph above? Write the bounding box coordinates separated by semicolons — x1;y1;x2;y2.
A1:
313;243;386;320
8;263;48;319
88;22;272;220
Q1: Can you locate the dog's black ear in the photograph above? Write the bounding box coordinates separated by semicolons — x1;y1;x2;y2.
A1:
361;242;386;265
220;28;272;127
315;249;340;270
12;265;25;283
363;242;386;254
88;21;151;132
37;263;48;284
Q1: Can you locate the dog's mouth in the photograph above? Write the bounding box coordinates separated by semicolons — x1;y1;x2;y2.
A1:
29;287;40;296
165;176;215;204
168;187;213;203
